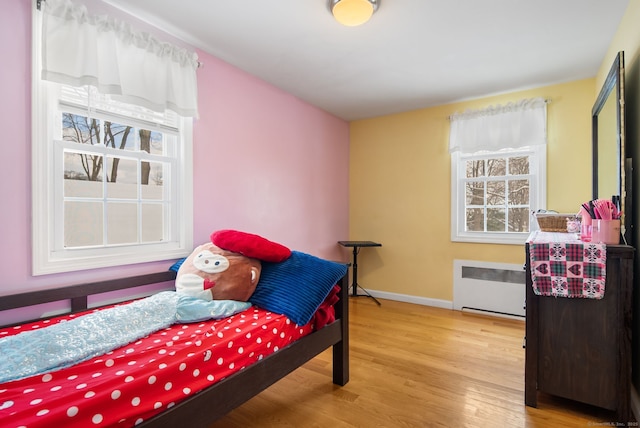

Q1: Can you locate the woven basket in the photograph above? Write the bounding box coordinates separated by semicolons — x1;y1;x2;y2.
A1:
534;213;574;232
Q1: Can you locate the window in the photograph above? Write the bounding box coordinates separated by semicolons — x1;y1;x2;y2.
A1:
451;146;546;244
448;98;547;245
32;1;194;275
33;82;193;275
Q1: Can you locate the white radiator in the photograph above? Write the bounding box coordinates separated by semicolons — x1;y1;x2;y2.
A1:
453;260;525;317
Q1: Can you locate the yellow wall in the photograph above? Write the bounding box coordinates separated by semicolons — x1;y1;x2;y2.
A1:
349;79;595;301
597;0;640;89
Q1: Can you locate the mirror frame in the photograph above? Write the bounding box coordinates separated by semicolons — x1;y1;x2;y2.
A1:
592;51;627;243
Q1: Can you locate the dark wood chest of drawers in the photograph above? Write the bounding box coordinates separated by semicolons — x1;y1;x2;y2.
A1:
524;242;634;422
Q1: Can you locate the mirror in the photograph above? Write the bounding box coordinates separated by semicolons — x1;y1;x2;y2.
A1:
592;51;628;244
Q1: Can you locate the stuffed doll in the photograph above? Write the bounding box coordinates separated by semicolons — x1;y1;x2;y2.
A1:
175;229;291;302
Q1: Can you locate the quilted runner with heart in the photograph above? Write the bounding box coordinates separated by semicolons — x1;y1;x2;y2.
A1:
528;230;607;299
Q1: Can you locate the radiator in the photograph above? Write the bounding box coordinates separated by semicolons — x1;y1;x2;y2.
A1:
453;260;526;317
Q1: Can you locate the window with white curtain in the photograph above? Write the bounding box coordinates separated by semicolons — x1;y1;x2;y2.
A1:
32;0;197;274
449;98;547;245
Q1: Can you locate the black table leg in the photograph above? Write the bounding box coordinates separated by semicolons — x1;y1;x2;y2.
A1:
351;247;359;296
350;246;381;305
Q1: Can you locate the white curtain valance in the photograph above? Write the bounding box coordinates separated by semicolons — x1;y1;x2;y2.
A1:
449;97;547;153
41;0;199;117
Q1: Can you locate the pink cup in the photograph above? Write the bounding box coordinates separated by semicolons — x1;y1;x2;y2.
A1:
591;219;620;244
579;208;593;242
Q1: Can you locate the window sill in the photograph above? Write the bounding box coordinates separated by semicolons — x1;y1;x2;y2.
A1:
451;233;530;245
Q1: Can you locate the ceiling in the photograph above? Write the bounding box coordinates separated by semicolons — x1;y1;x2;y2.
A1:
103;0;629;121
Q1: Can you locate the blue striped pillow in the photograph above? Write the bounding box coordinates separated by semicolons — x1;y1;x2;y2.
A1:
249;251;348;326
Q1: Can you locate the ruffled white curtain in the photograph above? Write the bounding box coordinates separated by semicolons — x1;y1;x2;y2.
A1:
449;97;547;153
41;0;199;117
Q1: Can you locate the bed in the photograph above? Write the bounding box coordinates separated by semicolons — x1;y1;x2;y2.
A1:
0;267;350;427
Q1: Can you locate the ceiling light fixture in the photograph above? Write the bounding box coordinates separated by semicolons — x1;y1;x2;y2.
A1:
330;0;379;27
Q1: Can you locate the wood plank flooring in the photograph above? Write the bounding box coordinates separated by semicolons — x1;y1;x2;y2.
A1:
209;297;622;427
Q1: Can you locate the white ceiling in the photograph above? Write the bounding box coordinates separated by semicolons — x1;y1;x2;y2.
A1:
103;0;628;121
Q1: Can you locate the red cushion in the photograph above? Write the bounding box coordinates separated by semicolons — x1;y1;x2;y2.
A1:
210;230;291;262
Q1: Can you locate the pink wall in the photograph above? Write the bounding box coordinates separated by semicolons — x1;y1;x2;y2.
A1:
193;53;350;257
0;1;349;306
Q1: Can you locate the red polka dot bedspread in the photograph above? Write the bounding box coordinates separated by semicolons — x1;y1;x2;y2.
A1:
0;299;335;427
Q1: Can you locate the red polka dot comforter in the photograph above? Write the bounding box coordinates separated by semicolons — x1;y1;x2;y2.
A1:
0;298;335;427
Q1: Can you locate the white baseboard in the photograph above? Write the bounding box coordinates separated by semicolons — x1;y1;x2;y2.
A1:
362;289;453;309
362;289;523;320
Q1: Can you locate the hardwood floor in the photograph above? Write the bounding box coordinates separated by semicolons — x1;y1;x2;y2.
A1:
209;297;622;427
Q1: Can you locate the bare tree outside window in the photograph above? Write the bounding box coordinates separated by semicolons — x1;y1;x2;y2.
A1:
464;155;530;233
63;113;103;181
62;114;164;185
140;129;151;185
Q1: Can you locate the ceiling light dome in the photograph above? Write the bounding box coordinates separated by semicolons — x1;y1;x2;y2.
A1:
330;0;379;27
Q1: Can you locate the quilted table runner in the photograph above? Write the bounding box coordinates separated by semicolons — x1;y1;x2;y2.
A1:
527;231;607;299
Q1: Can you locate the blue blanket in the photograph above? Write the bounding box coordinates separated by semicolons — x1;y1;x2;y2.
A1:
0;291;250;383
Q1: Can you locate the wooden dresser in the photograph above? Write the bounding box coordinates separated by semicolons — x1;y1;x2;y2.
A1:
524;233;634;423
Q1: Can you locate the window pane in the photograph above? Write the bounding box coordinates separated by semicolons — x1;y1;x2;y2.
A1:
466;159;484;178
487;208;505;231
142;161;165;200
508;208;530;232
466;208;484;231
104;121;135;151
142;203;164;242
140;129;164;155
486;158;506;176
62;113;100;146
465;182;484;205
487;180;505;206
509;156;529;175
64;152;104;197
107;202;138;244
106;157;138;199
64;201;103;247
508;179;529;205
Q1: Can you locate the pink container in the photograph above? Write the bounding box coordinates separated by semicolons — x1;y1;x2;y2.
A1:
580;224;592;242
591;219;620;244
579;207;592;226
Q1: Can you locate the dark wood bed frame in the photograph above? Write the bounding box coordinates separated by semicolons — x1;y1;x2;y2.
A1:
0;270;350;427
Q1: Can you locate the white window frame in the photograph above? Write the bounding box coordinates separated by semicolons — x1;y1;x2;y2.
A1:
450;145;546;245
32;7;193;275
